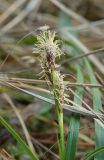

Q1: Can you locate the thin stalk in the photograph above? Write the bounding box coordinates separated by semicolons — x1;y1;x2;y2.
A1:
33;30;65;160
52;71;65;160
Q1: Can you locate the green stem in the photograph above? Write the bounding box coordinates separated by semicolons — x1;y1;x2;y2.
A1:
58;111;65;160
52;71;65;160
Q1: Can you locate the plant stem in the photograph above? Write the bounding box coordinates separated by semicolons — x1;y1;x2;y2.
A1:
33;30;65;159
58;111;65;160
52;71;65;160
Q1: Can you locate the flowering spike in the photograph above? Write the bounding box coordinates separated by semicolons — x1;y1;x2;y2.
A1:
33;29;65;159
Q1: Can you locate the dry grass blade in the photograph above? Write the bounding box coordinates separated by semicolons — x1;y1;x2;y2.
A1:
67;83;103;88
0;148;15;160
61;48;104;65
0;0;27;26
2;80;104;120
58;19;104;32
3;81;103;118
32;138;59;160
63;31;104;74
0;0;41;35
2;93;36;155
0;75;103;88
49;0;104;36
49;0;87;23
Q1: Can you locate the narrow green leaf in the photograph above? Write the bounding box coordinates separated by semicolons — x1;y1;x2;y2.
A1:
62;28;104;159
0;116;38;160
58;11;104;160
59;12;84;160
83;146;104;160
84;59;104;160
65;66;84;160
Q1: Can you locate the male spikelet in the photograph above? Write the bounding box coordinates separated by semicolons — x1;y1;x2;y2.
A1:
33;30;64;109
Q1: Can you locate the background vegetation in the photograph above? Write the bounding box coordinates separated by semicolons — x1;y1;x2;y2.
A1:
0;0;104;159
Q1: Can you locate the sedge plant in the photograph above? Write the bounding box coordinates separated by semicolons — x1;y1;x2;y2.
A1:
33;30;65;160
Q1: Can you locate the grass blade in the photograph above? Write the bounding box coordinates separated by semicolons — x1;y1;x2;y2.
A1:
83;146;104;160
65;66;84;160
3;81;104;119
59;11;104;160
0;116;38;160
63;28;104;160
84;59;104;160
59;12;84;160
